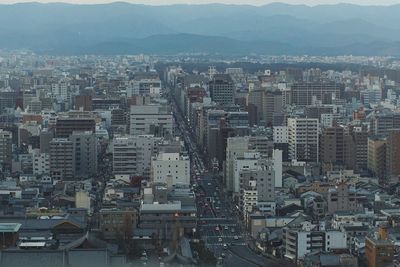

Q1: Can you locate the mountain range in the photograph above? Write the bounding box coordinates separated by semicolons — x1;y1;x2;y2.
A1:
1;2;400;56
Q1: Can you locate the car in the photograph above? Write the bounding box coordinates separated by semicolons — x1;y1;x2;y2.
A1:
215;226;220;231
234;235;239;240
231;228;235;233
223;243;228;249
224;226;228;230
218;237;223;242
221;253;226;258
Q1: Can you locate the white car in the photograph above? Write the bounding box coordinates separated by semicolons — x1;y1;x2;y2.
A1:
218;237;223;242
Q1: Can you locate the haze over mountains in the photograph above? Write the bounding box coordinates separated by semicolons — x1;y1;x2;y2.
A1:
1;2;400;55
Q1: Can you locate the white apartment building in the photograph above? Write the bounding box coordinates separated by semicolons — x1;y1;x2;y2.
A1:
130;105;173;137
273;126;288;143
151;152;190;187
288;117;319;163
233;152;261;194
113;135;160;178
32;149;50;176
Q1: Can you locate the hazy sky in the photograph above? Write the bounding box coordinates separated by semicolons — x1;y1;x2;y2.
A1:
0;0;400;5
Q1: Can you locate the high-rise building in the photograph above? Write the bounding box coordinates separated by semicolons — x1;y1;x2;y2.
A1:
49;138;74;180
386;129;400;183
367;136;387;179
344;125;369;172
288;118;319;163
320;126;345;172
209;74;235;106
0;129;12;171
247;90;283;126
70;131;98;178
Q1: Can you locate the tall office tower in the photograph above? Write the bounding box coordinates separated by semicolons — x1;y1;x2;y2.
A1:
386;129;400;183
248;90;283;127
0;129;12;171
206;110;249;167
288;118;319;163
367;136;387;180
263;90;283;126
129;105;173;137
290;82;344;106
151;152;190;187
209;74;235;106
320;126;345;172
40;128;54;154
55;117;96;138
70;131;98;178
225;137;250;192
344;125;368;172
0;90;16;112
49;138;74;180
113;135;160;178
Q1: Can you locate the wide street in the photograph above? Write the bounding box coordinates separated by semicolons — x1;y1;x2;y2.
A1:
169;87;288;267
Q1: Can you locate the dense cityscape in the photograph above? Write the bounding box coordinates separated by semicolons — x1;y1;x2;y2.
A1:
0;49;400;267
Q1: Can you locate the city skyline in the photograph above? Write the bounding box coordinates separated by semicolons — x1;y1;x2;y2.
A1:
0;0;400;6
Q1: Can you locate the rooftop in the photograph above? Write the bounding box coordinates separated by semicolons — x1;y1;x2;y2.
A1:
0;223;22;233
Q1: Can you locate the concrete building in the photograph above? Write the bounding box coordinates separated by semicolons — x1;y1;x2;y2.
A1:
370;112;400;136
75;190;91;213
327;182;361;214
99;208;138;240
233;152;261;194
288;118;319;163
365;225;394;267
344;125;369;172
49;138;74;180
32;149;50;176
291;82;344;106
151;152;190;187
273;126;288;144
386;129;400;183
225;137;251;192
129;105;173;137
139;201;197;241
320;126;345;172
127;78;161;97
367;136;387;179
112;135;160;178
247;90;283;126
0;129;12;171
70;131;98;178
55;117;96;138
284;224;347;262
209;74;235;106
239;163;276;219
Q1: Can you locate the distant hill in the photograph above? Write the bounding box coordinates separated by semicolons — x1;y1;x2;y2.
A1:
1;2;400;55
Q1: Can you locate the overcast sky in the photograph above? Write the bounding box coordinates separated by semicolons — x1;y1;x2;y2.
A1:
0;0;400;5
